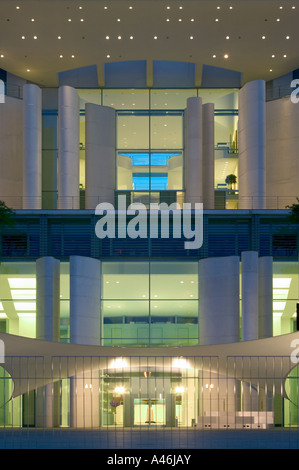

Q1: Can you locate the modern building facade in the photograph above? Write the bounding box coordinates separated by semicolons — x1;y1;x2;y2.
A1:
0;0;299;443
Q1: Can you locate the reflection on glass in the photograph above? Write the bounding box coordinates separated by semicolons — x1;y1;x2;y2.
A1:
150;114;183;149
117;152;183;192
117;114;149;149
103;89;149;110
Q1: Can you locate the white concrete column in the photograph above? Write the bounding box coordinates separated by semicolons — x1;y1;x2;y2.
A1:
36;256;60;428
36;256;60;341
184;97;203;206
238;80;266;209
241;251;259;341
85;103;116;209
258;256;273;339
202;103;215;210
58;86;80;209
70;256;101;345
199;256;240;345
69;256;101;428
23;84;42;209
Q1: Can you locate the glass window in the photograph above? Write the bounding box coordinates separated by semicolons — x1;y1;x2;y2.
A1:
103;89;149;110
150;113;183;150
117;113;149;149
150;89;197;110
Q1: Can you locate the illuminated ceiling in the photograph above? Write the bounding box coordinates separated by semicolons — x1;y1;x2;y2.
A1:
0;0;299;88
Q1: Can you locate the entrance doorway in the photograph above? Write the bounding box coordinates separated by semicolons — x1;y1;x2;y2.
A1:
133;398;166;426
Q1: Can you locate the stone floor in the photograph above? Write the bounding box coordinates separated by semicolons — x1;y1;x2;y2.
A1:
0;427;299;449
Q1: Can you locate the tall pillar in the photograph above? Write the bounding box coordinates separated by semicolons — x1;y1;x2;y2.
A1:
58;86;80;209
198;256;240;422
258;256;273;339
199;256;240;345
35;256;60;428
241;251;259;341
23;84;42;209
202;103;215;210
85;103;116;209
238;80;266;209
184;97;203;206
69;256;101;428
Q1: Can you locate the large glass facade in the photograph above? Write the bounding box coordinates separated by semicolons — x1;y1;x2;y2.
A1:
0;259;298;429
101;261;198;346
0;260;297;342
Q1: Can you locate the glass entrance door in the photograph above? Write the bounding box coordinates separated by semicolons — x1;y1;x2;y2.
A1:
133;398;166;426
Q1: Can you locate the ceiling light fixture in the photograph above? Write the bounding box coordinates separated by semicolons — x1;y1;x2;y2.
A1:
130;36;134;39
224;54;229;59
22;36;25;39
58;36;62;39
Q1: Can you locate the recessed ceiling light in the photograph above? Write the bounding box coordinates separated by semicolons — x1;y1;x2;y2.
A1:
217;6;221;9
154;35;158;39
292;6;296;9
0;54;4;58
224;54;229;59
21;35;25;39
27;69;30;72
276;18;280;21
213;54;216;58
79;6;83;9
33;35;37;39
269;69;273;72
166;18;170;21
262;35;266;39
118;35;122;39
272;54;275;58
229;6;233;9
130;36;134;39
16;6;20;9
191;18;195;21
166;6;170;9
107;54;110;58
226;35;230;39
68;18;72;22
71;55;75;58
283;54;287;58
215;18;219;22
129;6;133;9
117;18;121;21
104;6;108;9
80;18;84;22
106;35;109;39
286;35;290;39
178;18;182;22
190;36;193;39
59;55;63;58
31;18;35;22
279;6;283;9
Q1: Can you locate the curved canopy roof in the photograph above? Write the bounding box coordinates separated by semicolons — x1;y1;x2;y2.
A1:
1;331;299;402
